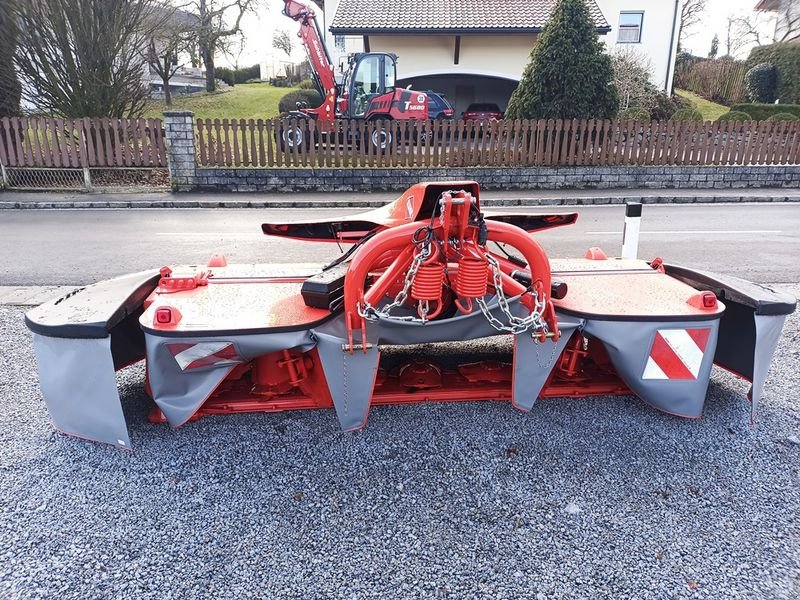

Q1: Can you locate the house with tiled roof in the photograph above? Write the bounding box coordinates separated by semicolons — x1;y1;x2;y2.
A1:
322;0;681;115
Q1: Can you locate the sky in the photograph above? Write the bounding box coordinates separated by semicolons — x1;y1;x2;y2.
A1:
223;0;776;69
681;0;777;59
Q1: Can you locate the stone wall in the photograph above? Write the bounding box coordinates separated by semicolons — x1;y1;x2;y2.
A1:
191;165;800;193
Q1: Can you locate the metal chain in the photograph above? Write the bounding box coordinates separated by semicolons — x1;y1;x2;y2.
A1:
358;237;431;322
475;254;549;338
357;222;550;340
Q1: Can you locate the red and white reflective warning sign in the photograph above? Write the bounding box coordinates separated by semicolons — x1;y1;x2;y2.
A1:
167;342;242;371
642;328;711;380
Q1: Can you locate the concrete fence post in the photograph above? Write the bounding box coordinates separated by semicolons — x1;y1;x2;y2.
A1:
163;110;197;192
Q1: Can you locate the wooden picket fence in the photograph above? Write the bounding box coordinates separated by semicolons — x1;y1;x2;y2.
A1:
0;116;167;168
674;58;748;106
195;117;800;168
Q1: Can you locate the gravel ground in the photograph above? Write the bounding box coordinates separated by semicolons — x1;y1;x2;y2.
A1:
1;293;798;600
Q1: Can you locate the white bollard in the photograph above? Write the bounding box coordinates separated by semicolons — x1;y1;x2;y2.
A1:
621;202;642;259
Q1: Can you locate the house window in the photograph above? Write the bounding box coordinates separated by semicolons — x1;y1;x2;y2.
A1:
618;12;644;43
335;35;345;51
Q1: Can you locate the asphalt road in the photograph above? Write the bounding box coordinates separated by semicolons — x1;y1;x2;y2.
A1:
1;203;798;286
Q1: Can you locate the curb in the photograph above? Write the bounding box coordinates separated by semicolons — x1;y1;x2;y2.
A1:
3;194;800;209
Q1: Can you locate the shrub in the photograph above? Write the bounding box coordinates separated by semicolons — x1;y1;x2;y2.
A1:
745;63;778;103
298;79;316;90
618;107;651;120
278;89;322;114
650;93;686;121
716;111;752;122
748;43;800;104
214;64;262;87
766;112;800;122
671;108;704;121
730;103;800;120
506;0;617;120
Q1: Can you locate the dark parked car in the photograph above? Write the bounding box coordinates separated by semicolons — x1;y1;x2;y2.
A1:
426;91;455;119
462;102;504;121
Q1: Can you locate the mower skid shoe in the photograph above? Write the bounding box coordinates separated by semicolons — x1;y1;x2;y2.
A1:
314;331;380;432
24;270;161;448
664;264;797;420
512;317;583;412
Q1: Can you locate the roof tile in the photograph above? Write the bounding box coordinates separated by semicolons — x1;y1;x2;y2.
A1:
330;0;610;33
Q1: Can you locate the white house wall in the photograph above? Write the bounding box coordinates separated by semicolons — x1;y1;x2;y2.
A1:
596;0;681;91
368;34;537;83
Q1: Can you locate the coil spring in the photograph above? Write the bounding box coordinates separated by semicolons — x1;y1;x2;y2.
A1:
411;261;445;301
455;257;489;299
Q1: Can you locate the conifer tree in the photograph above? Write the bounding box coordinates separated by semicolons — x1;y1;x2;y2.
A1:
506;0;618;120
0;0;21;118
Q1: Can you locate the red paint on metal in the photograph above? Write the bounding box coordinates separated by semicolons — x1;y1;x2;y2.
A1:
207;254;228;267
147;337;632;425
688;291;718;310
584;247;608;260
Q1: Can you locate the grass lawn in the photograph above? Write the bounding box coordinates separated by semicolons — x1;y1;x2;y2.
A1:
143;83;298;121
675;89;729;121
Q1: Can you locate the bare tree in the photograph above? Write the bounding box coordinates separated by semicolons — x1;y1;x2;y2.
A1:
273;29;293;57
13;0;159;118
186;0;259;92
736;1;800;46
679;0;708;49
733;13;770;47
611;48;658;112
145;9;196;106
723;15;747;58
769;0;800;42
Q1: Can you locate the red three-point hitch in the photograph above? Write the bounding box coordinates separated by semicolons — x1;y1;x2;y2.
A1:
342;191;559;352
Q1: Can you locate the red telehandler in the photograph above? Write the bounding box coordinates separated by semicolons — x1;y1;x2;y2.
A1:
280;0;430;150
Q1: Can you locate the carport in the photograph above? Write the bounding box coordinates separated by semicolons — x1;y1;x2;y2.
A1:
396;73;519;117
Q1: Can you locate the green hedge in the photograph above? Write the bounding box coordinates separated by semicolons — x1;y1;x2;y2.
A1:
216;64;262;87
278;89;322;114
766;112;800;122
671;108;704;121
716;111;752;122
730;103;800;120
747;43;800;104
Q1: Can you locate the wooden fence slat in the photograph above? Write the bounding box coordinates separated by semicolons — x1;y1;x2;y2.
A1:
231;119;241;166
785;121;797;165
27;117;42;167
265;119;275;167
708;121;730;165
129;118;140;166
146;118;157;166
